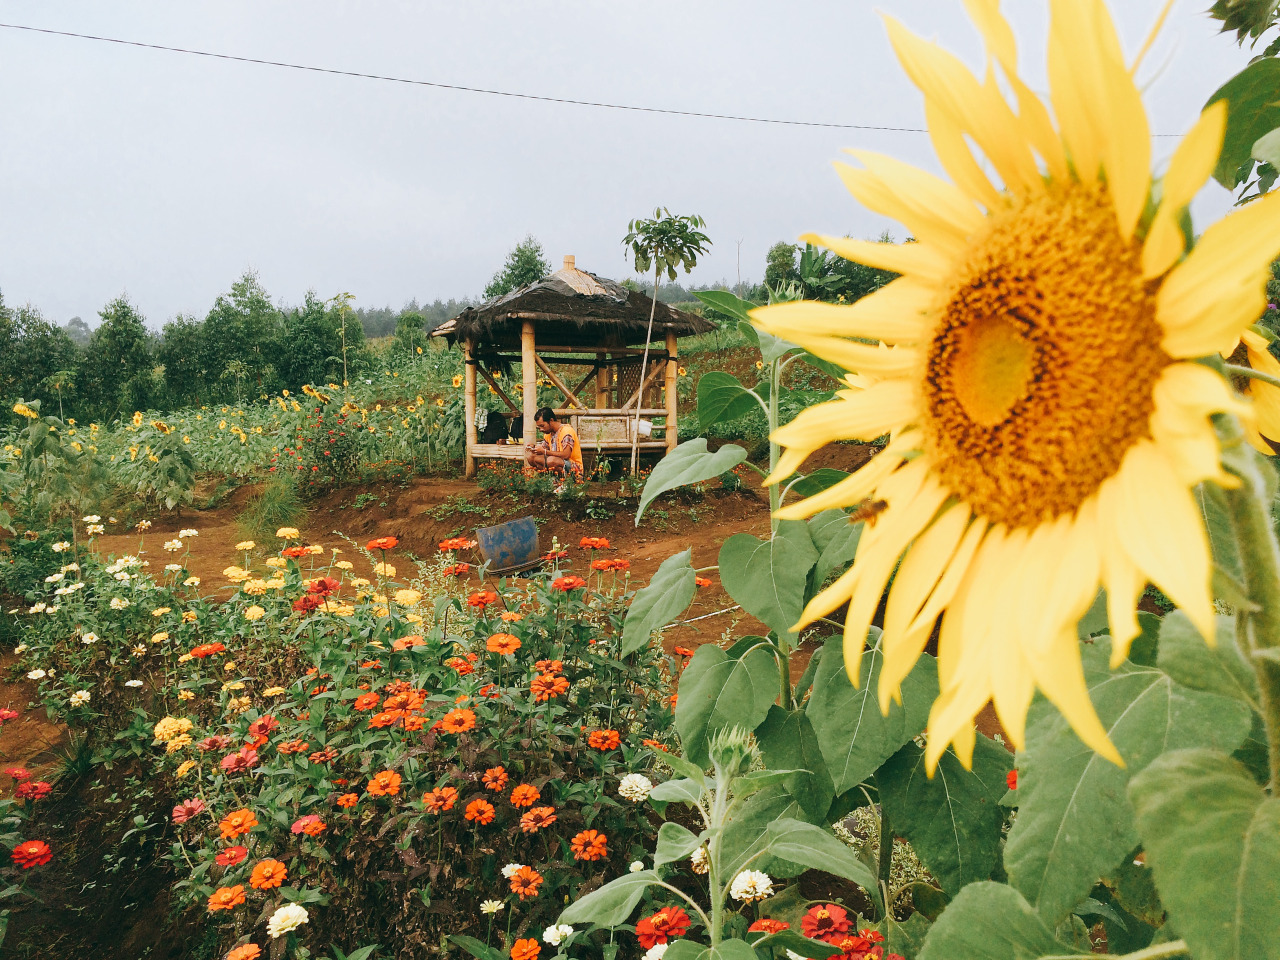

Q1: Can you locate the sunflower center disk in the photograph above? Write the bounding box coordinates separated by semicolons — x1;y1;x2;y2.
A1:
922;185;1169;529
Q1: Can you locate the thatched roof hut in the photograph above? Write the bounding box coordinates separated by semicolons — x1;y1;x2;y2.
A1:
434;256;714;476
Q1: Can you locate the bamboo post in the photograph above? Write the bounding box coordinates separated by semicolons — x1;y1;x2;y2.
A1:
665;331;679;454
464;337;477;478
521;320;537;450
596;353;609;408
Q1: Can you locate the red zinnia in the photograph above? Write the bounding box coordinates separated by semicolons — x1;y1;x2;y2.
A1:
215;845;248;866
748;918;790;934
551;576;587;592
307;575;340;596
579;537;610;550
6;767;31;782
367;536;399;551
587;729;621;751
467;590;500;609
801;904;850;943
291;815;327;836
636;907;691;949
531;673;569;701
190;642;227;658
1007;769;1018;790
220;747;259;774
11;839;51;869
15;780;51;802
511;938;540;960
519;805;557;833
282;546;309;559
248;716;279;738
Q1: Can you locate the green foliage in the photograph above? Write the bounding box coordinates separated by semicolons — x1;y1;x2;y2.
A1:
80;296;156;421
236;473;307;542
764;242;800;289
623;209;712;284
635;439;747;524
718;521;818;646
1210;0;1280;45
621;549;697;655
1208;57;1280;197
916;882;1084;960
483;235;551;299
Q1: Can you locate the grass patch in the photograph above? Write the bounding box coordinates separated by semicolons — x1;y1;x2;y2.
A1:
236;474;307;541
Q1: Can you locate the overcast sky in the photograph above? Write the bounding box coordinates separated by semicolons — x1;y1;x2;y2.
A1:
0;1;1257;328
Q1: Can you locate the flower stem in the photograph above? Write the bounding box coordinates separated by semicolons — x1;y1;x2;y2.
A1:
1218;414;1280;793
1223;362;1280;392
1039;940;1188;960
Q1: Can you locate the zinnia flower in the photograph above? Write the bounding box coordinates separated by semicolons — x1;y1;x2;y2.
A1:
509;783;540;807
366;769;402;796
366;536;399;551
291;815;327;837
749;0;1280;770
266;903;309;938
422;786;459;813
250;859;288;890
551;576;587;592
801;903;850;943
464;797;495;824
11;839;52;869
219;809;258;840
519;805;557;833
483;766;509;791
438;708;476;734
530;673;569;701
227;945;261;960
569;829;608;861
587;729;621;751
172;798;206;823
729;869;773;903
618;773;653;803
509;865;544;899
486;632;521;655
636;907;691;949
748;918;790;934
216;845;248;866
511;938;540;960
207;885;246;912
467;590;500;609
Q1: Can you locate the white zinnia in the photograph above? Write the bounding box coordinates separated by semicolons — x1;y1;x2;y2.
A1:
26;669;46;680
266;903;309;938
163;539;183;552
125;680;144;688
179;528;198;538
691;847;709;874
70;689;91;706
543;924;574;946
165;563;182;572
643;946;670;960
82;515;100;523
110;598;130;610
729;869;773;903
500;863;524;879
618;773;653;803
480;899;504;915
629;860;646;873
44;572;64;583
51;541;70;552
13;643;27;654
81;632;98;644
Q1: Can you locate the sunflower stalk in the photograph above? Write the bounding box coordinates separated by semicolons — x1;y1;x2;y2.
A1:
1217;412;1280;793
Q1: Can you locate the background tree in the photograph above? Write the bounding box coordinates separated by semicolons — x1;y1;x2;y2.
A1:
79;296;155;420
157;314;210;408
623;207;712;472
483;235;551;299
764;241;800;290
393;311;427;356
200;271;284;401
63;316;91;346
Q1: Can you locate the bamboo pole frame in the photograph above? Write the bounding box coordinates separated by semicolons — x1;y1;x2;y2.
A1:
596;353;609;407
521;321;537;449
476;364;521;414
464;338;478;478
665;331;679;453
621;358;667;412
534;354;587;409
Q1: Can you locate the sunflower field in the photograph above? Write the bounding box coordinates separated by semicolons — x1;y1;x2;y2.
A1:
8;2;1280;960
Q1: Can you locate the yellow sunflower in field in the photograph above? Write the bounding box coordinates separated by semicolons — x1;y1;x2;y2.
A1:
752;0;1280;771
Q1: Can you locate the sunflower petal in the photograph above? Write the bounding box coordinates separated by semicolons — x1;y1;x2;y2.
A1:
837;151;985;253
775;430;921;519
803;232;954;283
1158;188;1280;358
768;380;916;481
1142;102;1228;279
1242;329;1280;446
751;279;935;345
1149;361;1248;485
1027;626;1123;765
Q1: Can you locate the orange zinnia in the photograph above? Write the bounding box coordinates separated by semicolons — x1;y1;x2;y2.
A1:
218;809;258;840
534;659;563;674
464;798;495;824
466;590;499;609
499;610;524;623
227;945;262;960
207;884;245;911
366;536;399;551
486;633;521;655
249;859;287;890
519;805;557;833
482;766;508;791
570;829;608;861
511;939;540;960
550;576;587;592
509;783;540;808
438;708;476;734
509;865;543;899
587;729;620;751
353;692;380;711
579;537;609;550
422;786;459;813
530;673;569;701
366;770;402;797
336;793;359;808
391;634;425;651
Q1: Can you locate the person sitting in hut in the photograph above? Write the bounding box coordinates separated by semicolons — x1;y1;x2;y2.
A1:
524;406;582;490
479;410;509;445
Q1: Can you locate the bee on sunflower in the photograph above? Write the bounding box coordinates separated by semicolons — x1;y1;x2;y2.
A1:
751;0;1280;771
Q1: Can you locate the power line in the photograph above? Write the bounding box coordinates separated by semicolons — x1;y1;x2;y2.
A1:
0;21;928;132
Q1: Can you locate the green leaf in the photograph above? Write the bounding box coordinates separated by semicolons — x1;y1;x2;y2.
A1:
798;349;849;385
720;783;805;880
703;942;758;960
622;549;697;655
917;882;1084;960
1004;639;1254;925
807;509;863;588
658;750;707;786
1075;590;1109;640
693;289;754;324
1156;611;1259;711
1129;749;1280;960
636;439;748;526
878;736;1013;897
649;778;704;805
447;936;505;960
806;634;938;793
882;912;933;960
1199;481;1244;583
1254;125;1280;169
655;822;703;867
764;818;879;894
1207;57;1280;188
675;644;779;767
734;319;800;364
718;521;818;645
661;943;703;960
788;468;851;500
557;870;659;927
905;883;950;923
697;372;762;429
755;705;836;821
751;929;840;959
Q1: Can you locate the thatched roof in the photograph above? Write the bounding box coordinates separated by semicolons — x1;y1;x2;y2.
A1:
432;255;715;350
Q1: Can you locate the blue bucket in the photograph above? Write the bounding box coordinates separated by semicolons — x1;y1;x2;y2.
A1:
475;516;541;576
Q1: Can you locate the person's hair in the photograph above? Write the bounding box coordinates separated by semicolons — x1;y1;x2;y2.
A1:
534;407;556;423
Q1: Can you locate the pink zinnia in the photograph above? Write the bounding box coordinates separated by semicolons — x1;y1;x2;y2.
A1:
291;814;322;835
219;747;259;774
198;735;232;751
0;708;20;724
172;797;206;823
5;767;31;782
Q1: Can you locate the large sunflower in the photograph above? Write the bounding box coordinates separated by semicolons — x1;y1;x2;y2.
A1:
752;0;1280;771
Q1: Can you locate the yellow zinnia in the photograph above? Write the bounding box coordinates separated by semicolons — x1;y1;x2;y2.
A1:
751;0;1280;773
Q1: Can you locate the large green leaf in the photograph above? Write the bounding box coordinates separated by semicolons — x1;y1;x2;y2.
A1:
621;549;697;655
675;643;779;767
881;912;932;960
720;783;805;880
655;822;704;867
789;469;851;501
1199;480;1244;583
764;818;879;894
1004;639;1253;925
807;508;863;588
557;870;659;926
447;935;505;960
878;736;1013;897
755;705;836;821
736;319;799;364
1130;749;1280;960
693;289;754;324
751;929;840;959
697;372;763;429
917;882;1084;960
805;634;938;793
718;521;818;645
1156;611;1260;711
1207;57;1280;188
636;439;748;525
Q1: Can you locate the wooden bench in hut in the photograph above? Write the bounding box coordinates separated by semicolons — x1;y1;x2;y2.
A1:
432;255;715;477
